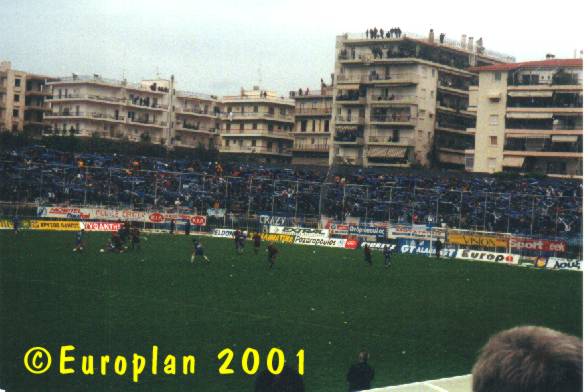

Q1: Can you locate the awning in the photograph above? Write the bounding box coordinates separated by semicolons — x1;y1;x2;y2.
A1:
507;112;553;119
508;91;553;98
552;135;578;143
486;92;502;99
367;147;406;158
502;156;525;167
337;84;360;90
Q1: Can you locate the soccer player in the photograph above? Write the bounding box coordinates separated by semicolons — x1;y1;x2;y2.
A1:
252;232;261;254
130;227;141;250
383;244;392;267
363;243;372;266
239;229;247;253
191;239;210;264
12;214;19;234
434;238;443;259
267;243;278;269
108;232;124;253
73;229;85;252
233;229;242;254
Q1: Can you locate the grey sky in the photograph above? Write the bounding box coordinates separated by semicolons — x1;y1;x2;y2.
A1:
0;0;584;96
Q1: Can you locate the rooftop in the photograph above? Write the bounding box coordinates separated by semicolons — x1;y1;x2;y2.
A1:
341;31;516;63
469;58;583;72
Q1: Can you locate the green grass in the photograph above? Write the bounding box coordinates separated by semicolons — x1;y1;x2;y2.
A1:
0;231;582;391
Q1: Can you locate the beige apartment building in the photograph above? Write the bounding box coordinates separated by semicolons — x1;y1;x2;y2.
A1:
45;74;220;149
219;87;294;164
468;58;583;177
330;31;515;168
0;61;54;134
289;82;333;165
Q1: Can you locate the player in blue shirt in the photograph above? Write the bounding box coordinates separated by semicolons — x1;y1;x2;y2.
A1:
383;244;392;267
191;239;210;264
73;229;85;252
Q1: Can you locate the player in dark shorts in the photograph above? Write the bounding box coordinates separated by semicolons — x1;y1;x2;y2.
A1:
234;229;242;254
131;227;141;250
73;229;85;252
191;239;210;263
267;243;278;269
108;232;124;253
12;215;19;234
383;244;392;267
434;238;443;259
363;244;372;266
253;232;262;254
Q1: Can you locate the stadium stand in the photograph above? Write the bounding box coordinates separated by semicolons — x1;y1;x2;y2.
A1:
0;145;582;239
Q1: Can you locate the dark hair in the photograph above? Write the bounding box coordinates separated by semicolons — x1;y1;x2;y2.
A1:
472;326;582;392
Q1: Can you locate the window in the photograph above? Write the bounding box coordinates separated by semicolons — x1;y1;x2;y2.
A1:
312;120;316;132
12;109;19;117
268;123;274;131
252;123;257;130
239;123;244;131
252;139;257;147
301;120;307;132
225;139;229;146
253;105;258;113
228;106;232;113
490;136;497;145
14;94;21;103
494;72;501;81
489;115;498;126
267;141;273;149
324;120;329;132
238;139;243;147
14;78;21;87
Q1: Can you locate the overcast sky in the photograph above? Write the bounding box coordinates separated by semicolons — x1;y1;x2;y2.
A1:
0;0;584;96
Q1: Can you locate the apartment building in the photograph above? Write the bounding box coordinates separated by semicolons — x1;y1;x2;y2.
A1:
219;87;294;164
0;61;54;134
289;82;332;165
174;90;221;150
46;75;175;145
330;31;514;168
468;58;583;177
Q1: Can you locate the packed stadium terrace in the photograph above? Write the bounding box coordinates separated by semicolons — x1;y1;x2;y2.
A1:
0;146;582;239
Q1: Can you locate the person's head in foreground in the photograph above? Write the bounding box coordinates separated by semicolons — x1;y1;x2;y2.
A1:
472;326;582;392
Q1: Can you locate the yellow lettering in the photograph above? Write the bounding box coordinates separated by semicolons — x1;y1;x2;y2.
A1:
59;345;75;375
114;356;127;375
100;355;110;375
163;354;176;375
81;355;94;375
132;354;146;382
182;355;195;375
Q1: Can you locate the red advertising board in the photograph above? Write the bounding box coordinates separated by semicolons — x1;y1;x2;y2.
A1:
510;238;567;252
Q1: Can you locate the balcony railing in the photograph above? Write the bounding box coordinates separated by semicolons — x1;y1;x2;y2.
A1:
368;136;415;144
367;73;419;84
371;114;412;123
220;146;292;155
296;107;331;115
293;144;329;152
370;94;417;104
46;111;126;122
336;115;364;123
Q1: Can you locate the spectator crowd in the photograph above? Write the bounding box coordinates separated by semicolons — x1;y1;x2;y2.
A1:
0;146;582;238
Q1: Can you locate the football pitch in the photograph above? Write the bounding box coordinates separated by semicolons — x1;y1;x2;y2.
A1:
0;231;582;391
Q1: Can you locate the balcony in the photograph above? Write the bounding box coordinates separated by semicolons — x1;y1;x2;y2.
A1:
336;74;365;84
221;129;293;140
45;111;126;123
176;124;217;135
50;75;169;94
296;107;331;116
369;94;418;105
367;136;415;145
25;87;52;96
219;145;292;156
127;118;167;128
370;114;414;126
366;73;419;85
436;103;474;117
292;144;329;152
177;107;219;118
335;115;364;124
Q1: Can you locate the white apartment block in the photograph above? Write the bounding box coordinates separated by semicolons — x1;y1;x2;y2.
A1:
468;58;583;177
290;83;333;166
330;31;514;168
219;87;294;164
45;74;220;150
